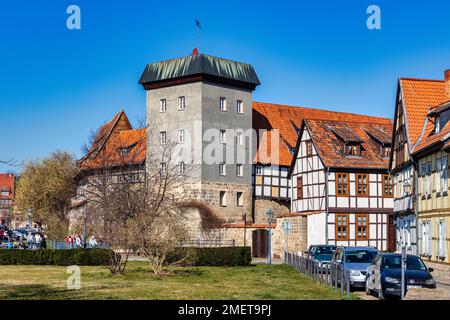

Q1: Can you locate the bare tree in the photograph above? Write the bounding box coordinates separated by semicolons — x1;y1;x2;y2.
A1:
77;117;196;275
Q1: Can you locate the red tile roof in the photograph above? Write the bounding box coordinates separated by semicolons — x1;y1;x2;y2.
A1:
0;173;14;200
79;111;146;170
400;78;446;146
413;123;450;154
252;101;392;166
304;119;392;169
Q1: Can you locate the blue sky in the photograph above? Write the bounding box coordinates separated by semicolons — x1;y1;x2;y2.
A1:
1;0;450;173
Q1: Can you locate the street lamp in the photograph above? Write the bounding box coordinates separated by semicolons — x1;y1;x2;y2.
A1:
266;208;274;265
401;179;412;300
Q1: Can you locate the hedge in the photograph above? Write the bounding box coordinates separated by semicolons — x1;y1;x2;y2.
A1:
168;246;251;266
0;248;114;266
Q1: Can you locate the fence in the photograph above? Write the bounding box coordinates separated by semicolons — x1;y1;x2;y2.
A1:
47;240;110;250
179;239;236;247
285;252;351;298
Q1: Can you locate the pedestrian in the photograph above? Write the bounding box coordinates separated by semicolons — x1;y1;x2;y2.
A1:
88;235;98;248
7;239;14;249
0;228;4;241
41;234;47;249
26;232;35;250
35;233;42;249
75;234;82;248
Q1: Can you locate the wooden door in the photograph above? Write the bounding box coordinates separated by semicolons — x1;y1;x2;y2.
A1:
252;229;268;258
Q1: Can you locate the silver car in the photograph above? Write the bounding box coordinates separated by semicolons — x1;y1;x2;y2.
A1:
332;246;380;289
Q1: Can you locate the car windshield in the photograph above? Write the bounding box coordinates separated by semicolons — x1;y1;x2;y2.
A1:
313;246;335;255
315;254;332;262
383;256;427;271
345;250;377;263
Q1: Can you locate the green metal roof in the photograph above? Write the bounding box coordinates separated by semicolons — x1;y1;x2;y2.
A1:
139;54;260;86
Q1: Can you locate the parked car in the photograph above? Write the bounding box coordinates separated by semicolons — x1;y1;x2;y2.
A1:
308;245;336;271
365;253;436;299
332;246;379;289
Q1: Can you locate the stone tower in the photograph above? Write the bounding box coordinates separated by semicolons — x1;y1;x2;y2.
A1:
139;52;260;223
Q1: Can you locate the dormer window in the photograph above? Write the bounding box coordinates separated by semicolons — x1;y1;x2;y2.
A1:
435;114;441;133
382;146;391;158
346;144;360;156
119;148;130;156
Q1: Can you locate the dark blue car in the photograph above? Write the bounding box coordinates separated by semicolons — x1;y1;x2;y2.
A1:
365;253;436;299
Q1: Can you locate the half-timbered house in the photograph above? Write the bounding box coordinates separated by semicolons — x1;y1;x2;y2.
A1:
288;115;393;250
390;75;447;254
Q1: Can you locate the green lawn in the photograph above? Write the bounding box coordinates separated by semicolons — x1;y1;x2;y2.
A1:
0;262;356;300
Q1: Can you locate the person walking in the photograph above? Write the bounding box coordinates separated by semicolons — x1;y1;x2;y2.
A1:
75;235;82;248
40;234;47;249
26;232;35;250
88;235;98;248
35;233;41;249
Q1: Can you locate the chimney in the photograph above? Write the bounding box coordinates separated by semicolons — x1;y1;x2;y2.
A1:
445;69;450;100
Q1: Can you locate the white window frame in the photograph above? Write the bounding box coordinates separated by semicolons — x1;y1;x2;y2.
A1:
220;191;227;207
220;130;226;144
160;162;167;175
219;163;226;176
236;100;243;114
236;132;244;146
443;156;448;194
179;161;185;174
427;162;433;196
178;129;185;144
160;99;167;112
219;97;227;111
160;131;167;145
439;219;446;258
436;158;442;194
178;96;186;110
236;164;244;177
236;191;244;207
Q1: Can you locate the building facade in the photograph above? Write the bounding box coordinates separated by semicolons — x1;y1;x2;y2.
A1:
288;116;394;251
390;75;447;254
0;173;15;226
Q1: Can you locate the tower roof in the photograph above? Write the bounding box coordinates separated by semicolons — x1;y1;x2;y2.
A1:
139;53;260;90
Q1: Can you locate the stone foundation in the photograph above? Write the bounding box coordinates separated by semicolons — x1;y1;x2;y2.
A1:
422;260;450;280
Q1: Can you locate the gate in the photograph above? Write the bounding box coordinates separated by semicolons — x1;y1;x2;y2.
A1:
252;229;268;258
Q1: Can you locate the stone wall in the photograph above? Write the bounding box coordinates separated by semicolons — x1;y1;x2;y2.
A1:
271;215;308;259
253;198;290;223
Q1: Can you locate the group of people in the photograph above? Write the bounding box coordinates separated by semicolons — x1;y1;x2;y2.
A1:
25;232;47;250
64;234;98;248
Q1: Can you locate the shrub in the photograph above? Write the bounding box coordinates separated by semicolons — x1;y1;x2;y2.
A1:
0;248;114;266
167;246;251;266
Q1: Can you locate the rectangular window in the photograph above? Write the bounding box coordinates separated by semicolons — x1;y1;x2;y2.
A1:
236;132;244;146
236;164;244;177
439;219;446;258
382;174;393;197
356;214;369;240
237;192;243;207
220;191;227;207
179;161;185;174
347;144;359;156
306;140;313;156
220;130;226;144
356;174;369;195
297;176;303;200
436;158;442;195
219;97;227;111
178;129;185;143
160;162;167;175
160;131;167;144
255;165;262;175
336;173;349;196
160;99;167;112
236;100;243;114
178;96;185;110
427;162;433;196
336;214;349;240
219;163;226;176
443;156;448;195
421;163;427;197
